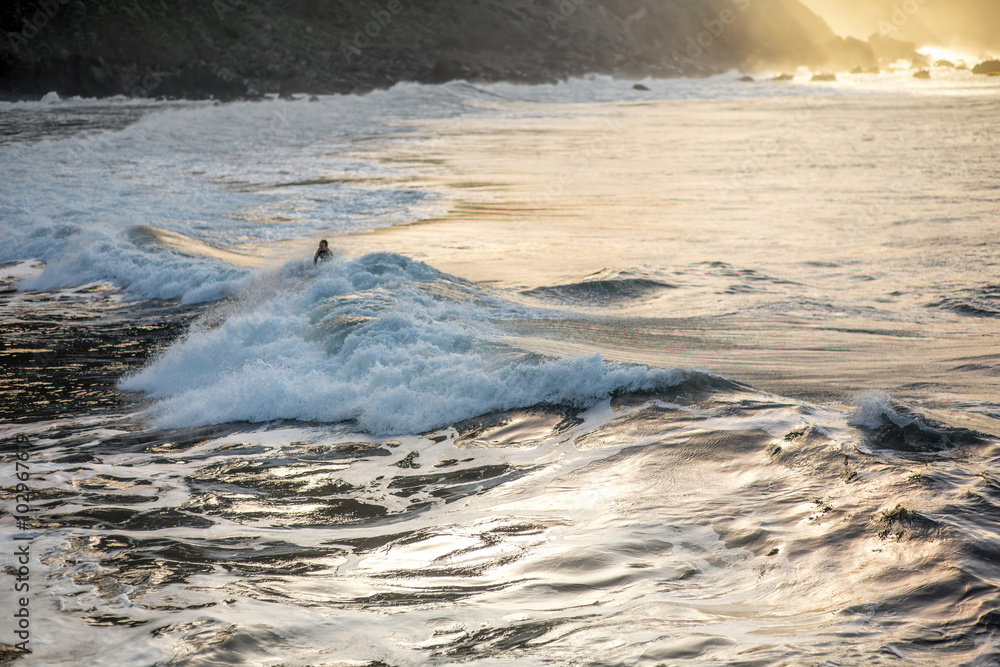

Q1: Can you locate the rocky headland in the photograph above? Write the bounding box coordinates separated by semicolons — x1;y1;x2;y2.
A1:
0;0;995;100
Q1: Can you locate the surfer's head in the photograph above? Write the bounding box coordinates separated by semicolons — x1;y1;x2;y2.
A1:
318;239;328;249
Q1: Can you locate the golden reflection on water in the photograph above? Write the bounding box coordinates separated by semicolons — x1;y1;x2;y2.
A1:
331;93;1000;427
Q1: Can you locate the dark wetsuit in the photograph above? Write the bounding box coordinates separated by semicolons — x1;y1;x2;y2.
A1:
314;247;333;265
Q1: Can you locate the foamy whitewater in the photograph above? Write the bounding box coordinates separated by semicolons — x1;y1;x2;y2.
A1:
3;69;1000;666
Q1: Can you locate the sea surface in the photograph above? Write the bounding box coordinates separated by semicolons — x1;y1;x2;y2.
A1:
2;68;1000;666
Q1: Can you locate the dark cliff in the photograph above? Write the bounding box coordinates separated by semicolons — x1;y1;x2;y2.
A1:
1;0;848;99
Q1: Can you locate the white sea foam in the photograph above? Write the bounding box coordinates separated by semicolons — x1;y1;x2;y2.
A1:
848;390;926;431
122;253;693;434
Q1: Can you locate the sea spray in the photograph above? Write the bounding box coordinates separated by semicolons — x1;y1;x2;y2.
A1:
849;390;984;454
122;253;695;434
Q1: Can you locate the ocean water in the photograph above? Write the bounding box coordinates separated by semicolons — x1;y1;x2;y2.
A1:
2;69;1000;666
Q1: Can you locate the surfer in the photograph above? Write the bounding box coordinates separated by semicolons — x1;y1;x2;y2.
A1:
314;239;333;266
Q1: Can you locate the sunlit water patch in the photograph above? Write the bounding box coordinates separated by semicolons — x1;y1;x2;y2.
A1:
4;386;1000;665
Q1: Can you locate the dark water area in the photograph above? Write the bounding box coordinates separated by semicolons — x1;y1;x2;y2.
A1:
0;101;173;147
0;285;200;424
930;285;1000;319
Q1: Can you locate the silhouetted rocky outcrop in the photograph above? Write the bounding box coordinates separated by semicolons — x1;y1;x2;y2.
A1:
0;0;939;99
824;36;876;71
868;34;930;69
973;60;1000;75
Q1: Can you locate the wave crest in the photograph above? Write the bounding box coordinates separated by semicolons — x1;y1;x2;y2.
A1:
849;390;984;454
122;253;697;434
